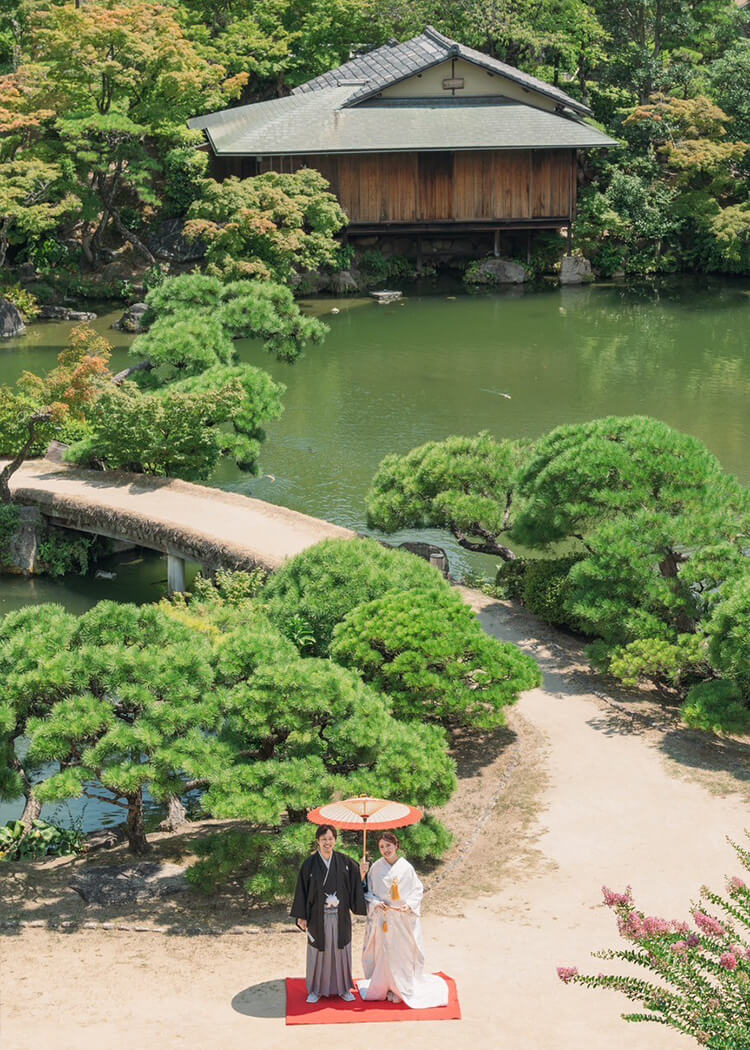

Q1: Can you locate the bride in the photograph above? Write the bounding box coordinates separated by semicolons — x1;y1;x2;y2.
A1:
358;832;449;1008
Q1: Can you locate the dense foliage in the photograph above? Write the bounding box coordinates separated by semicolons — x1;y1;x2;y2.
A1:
330;586;540;728
0;601;219;852
0;269;332;483
0;0;747;277
185;169;347;282
558;834;750;1048
263;537;450;656
0;818;85;861
0;544;538;892
368;417;750;734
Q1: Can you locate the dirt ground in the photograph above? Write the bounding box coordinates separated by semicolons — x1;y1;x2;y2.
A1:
2;592;749;1050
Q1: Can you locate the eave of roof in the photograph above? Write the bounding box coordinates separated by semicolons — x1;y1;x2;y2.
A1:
189;91;617;156
293;26;592;117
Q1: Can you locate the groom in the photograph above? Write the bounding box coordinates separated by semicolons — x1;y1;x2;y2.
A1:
291;825;368;1003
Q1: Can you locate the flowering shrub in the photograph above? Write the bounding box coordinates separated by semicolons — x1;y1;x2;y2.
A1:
557;835;750;1048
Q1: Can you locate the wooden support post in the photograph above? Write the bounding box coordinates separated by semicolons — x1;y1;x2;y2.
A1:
493;229;500;257
167;554;186;595
566;224;573;257
527;231;531;265
416;235;423;274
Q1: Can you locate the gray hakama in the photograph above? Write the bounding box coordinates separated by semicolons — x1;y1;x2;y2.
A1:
306;907;353;996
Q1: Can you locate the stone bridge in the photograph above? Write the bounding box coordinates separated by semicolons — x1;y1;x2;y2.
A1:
6;460;355;591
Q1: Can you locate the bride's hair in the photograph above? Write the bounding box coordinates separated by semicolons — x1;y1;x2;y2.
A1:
379;832;399;848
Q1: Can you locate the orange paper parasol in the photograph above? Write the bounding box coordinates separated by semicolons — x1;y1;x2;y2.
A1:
307;795;423;859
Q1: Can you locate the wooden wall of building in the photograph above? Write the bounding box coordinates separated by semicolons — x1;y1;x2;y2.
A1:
246;150;577;225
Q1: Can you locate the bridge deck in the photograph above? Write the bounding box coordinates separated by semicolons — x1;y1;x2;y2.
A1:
8;460;356;571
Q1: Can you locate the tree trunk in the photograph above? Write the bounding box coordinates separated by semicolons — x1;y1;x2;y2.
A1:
159;795;189;831
81;223;95;267
658;550;695;634
111;210;156;265
91;205;111;260
454;528;518;560
125;791;150;854
112;359;153;385
0;410;52;503
20;791;41;830
0;217;10;269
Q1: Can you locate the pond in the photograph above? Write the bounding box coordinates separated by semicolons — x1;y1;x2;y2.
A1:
1;275;749;825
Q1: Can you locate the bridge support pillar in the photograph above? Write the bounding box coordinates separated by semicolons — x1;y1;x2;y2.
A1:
167;554;187;595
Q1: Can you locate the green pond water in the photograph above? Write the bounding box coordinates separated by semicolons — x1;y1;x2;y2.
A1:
1;275;748;824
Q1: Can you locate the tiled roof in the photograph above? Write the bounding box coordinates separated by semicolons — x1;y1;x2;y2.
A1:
188;91;617;155
293;26;592;116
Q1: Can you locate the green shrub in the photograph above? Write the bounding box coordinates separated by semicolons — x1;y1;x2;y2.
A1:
359;249;414;284
0;284;40;320
191;568;268;606
707;574;750;691
605;634;710;692
330;586;540;728
263;538;449;656
0;503;20;567
163;146;209;217
681;680;750;735
526;232;566;278
0;819;85;862
37;526;95;577
522;556;583;627
495;558;527;600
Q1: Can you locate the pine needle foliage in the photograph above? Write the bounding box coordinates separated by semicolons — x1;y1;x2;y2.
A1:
330;586;541;728
1;573;462;894
366;432;526;560
3;601;218;853
263;538;451;656
367;417;750;729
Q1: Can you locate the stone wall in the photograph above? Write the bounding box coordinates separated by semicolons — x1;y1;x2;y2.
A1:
2;505;43;575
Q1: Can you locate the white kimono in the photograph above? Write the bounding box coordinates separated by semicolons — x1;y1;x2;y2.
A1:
357;856;449;1009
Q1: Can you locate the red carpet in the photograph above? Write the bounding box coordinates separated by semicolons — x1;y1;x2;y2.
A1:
285;973;461;1025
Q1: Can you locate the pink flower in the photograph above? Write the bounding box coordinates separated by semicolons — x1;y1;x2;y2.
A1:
720;953;738;971
730;944;745;956
672;921;690;935
557;966;579;984
642;916;671;936
707;998;721;1012
693;911;726;938
602;885;633;908
687;934;700;948
729;877;747;893
671;940;688;956
618;911;645;940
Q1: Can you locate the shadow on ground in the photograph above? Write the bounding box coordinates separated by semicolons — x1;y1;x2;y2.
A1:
471;593;750;787
231;979;286;1018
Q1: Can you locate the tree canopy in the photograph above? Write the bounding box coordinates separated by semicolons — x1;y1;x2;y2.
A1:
262;537;451;656
330;586;541;728
0;0;746;277
367;417;750;732
1;557;535;895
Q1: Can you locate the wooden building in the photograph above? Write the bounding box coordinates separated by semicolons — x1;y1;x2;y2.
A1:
189;27;616;238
